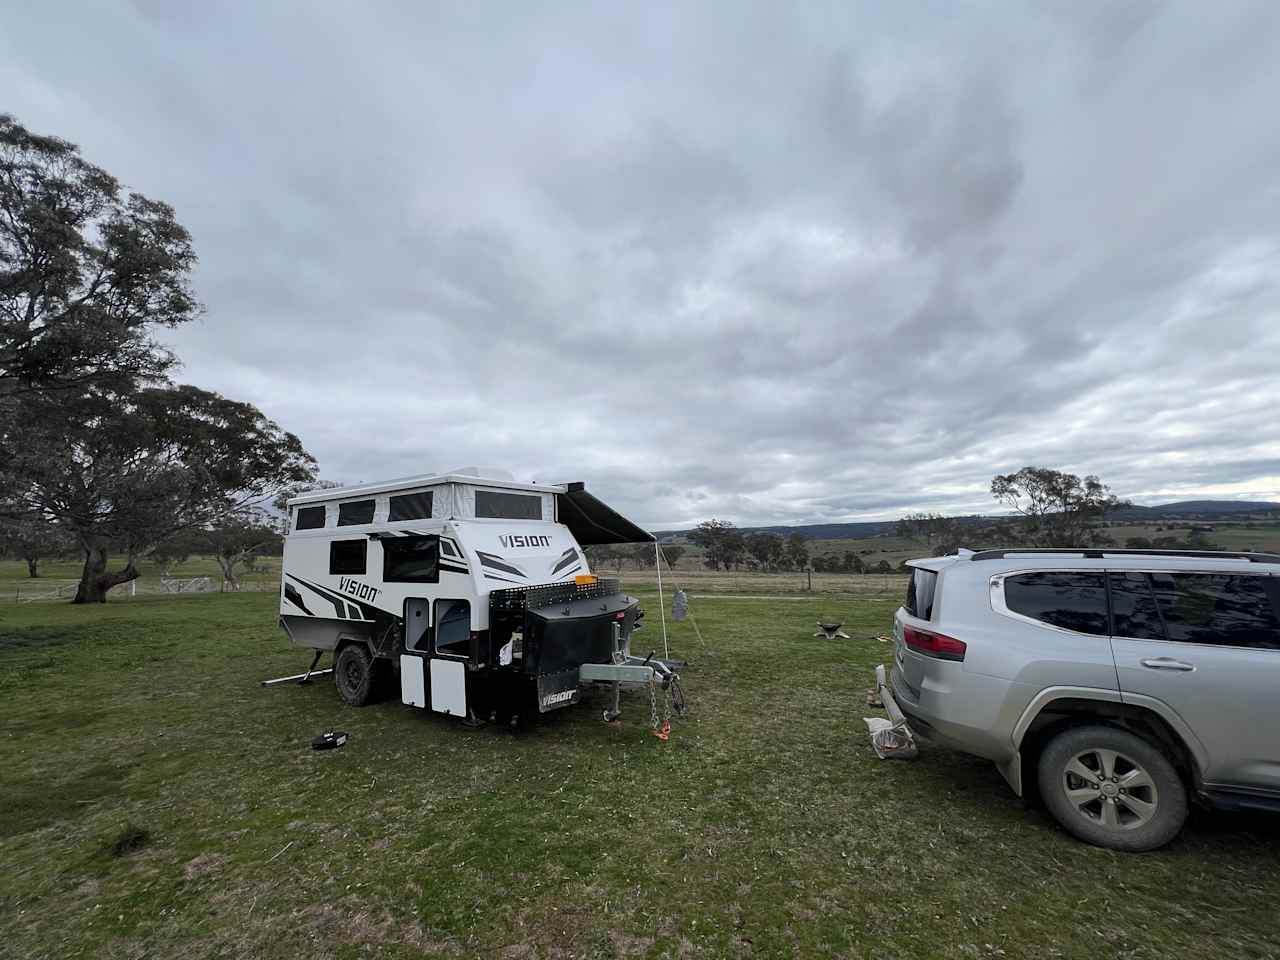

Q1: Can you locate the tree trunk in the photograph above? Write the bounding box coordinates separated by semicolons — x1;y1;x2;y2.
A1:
217;554;240;591
26;557;39;578
73;544;139;603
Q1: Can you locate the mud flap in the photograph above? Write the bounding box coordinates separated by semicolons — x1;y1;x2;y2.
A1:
536;670;581;713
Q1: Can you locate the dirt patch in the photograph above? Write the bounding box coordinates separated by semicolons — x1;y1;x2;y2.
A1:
183;853;227;880
297;901;460;954
608;930;655;956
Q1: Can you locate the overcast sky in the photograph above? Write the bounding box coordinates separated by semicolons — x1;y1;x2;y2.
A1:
4;1;1280;528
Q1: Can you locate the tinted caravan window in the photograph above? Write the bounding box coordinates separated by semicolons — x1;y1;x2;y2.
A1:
383;535;439;583
904;568;938;620
329;539;367;575
475;490;542;520
434;599;471;658
1004;571;1109;635
337;499;376;526
295;505;325;530
389;491;433;522
1148;573;1280;650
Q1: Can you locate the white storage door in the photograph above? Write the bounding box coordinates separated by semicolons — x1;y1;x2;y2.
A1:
430;658;467;716
400;655;426;708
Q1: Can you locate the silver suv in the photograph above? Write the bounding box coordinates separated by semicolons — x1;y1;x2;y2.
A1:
878;548;1280;851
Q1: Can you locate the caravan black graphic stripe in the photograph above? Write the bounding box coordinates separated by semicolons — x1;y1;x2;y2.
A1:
289;575;394;630
287;574;345;618
283;582;313;615
552;549;579;575
439;562;469;576
557;565;583;580
476;552;524;577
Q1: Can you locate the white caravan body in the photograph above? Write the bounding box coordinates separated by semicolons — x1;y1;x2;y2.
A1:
277;469;657;722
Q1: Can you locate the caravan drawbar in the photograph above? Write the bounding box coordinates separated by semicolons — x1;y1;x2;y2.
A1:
277;469;680;725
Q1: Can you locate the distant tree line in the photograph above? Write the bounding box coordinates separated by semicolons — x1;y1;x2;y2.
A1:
0;114;315;601
583;543;686;573
595;467;1240;579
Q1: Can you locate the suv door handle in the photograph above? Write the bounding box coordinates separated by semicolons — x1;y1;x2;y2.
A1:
1140;657;1195;672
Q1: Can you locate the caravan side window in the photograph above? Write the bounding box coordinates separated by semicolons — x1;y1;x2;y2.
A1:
383;535;440;583
329;539;367;575
475;490;542;520
389;491;433;521
338;499;376;526
295;505;326;530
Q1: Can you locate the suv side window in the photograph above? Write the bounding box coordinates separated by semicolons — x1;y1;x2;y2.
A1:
1004;571;1109;635
1147;572;1280;650
1108;572;1166;641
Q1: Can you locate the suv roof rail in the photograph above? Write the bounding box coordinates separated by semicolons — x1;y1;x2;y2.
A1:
967;548;1280;564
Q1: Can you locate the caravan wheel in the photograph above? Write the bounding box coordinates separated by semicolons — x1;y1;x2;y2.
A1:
335;644;375;706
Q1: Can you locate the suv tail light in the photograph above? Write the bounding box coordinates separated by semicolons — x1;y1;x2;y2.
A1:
903;624;967;662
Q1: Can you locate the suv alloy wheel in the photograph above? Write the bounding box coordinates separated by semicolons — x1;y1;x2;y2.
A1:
1038;725;1188;851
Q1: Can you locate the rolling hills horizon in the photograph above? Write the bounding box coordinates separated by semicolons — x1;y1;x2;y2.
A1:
655;499;1280;542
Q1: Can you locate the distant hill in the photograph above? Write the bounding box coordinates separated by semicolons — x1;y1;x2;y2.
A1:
1107;500;1280;520
657;500;1280;542
656;515;987;542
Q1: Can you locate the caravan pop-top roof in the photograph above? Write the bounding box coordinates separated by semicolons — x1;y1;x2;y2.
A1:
287;470;560;506
286;468;653;545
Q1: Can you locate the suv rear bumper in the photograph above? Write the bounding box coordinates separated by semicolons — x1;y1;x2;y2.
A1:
877;661;1025;795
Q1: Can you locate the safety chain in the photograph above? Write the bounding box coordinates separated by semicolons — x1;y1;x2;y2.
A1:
648;675;661;734
647;674;685;742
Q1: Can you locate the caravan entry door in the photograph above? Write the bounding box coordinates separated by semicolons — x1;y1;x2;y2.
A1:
429;599;470;717
400;598;431;708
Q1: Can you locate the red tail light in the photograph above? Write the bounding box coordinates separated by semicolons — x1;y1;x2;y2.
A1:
903;624;967;662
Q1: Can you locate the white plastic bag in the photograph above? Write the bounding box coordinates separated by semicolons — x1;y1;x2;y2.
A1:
863;716;918;760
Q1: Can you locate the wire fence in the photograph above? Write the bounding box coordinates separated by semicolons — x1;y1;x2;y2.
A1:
5;576;280;604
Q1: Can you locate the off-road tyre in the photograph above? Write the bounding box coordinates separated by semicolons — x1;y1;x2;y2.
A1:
335;643;376;706
1038;724;1187;852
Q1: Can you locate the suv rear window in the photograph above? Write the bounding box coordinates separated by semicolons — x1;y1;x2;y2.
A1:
1108;572;1165;641
1147;572;1280;649
904;568;938;620
1004;571;1109;636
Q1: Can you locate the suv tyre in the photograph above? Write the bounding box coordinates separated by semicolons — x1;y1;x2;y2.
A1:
1037;725;1187;852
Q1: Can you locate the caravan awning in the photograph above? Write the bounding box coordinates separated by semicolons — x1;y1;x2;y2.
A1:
555;482;654;545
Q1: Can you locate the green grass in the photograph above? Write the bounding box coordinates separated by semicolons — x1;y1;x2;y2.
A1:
2;594;1278;959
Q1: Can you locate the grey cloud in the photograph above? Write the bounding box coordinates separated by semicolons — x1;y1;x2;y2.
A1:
3;1;1279;529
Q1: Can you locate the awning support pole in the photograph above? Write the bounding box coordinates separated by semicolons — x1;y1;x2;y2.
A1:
654;540;669;661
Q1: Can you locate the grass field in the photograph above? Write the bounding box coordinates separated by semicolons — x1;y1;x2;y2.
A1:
0;556;283;603
0;558;902;605
3;591;1279;959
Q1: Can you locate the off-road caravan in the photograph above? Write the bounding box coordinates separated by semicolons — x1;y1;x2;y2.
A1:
276;469;683;729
